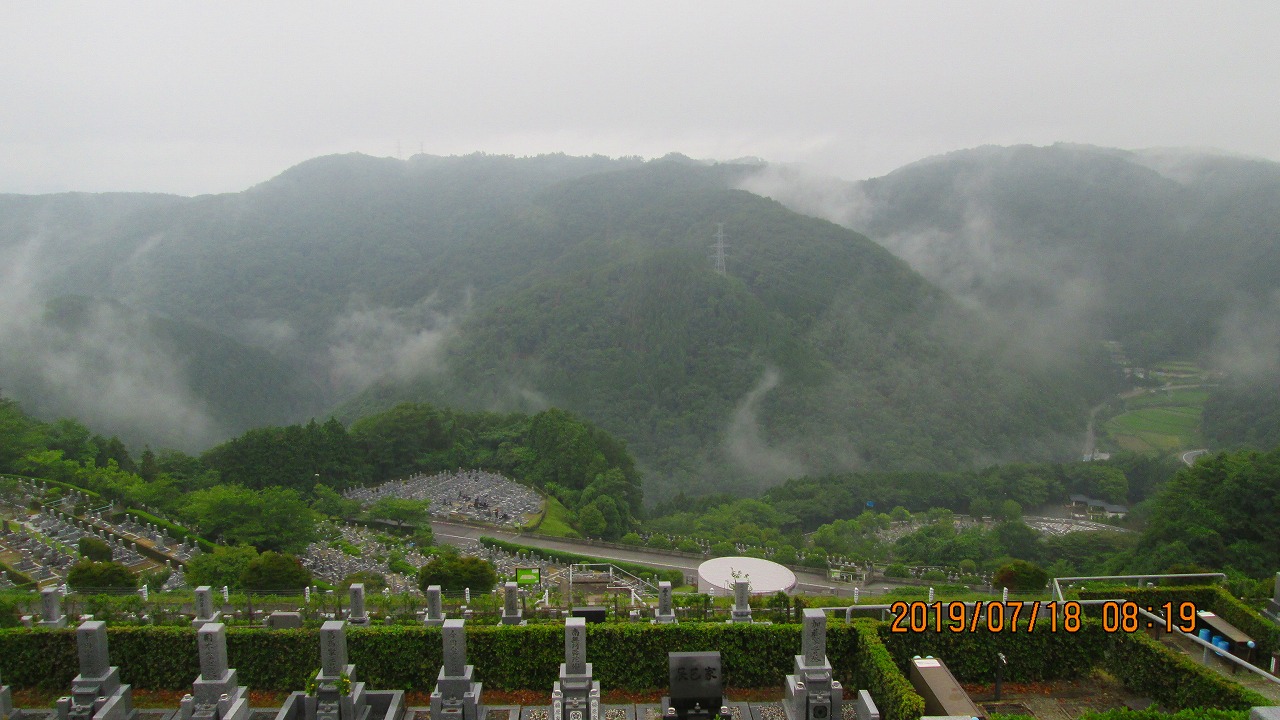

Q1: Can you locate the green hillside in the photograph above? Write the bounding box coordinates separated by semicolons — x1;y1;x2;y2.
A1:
0;153;1117;496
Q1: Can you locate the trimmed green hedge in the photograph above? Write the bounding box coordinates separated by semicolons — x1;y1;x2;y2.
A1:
877;619;1106;683
1078;585;1279;653
0;623;824;692
0;561;37;589
0;619;1268;716
1077;710;1249;720
479;537;684;587
847;621;925;720
1100;630;1270;711
119;509;217;552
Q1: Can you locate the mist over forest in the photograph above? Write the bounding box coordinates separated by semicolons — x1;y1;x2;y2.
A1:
2;145;1278;499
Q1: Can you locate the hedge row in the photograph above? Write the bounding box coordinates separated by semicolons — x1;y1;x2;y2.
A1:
847;621;924;720
0;561;37;590
0;622;822;692
1100;630;1270;711
0;621;1267;716
877;619;1106;683
1076;710;1249;720
478;537;685;587
118;509;217;553
1077;585;1279;653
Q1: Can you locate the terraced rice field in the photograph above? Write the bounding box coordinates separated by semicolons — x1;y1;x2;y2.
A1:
1102;388;1206;454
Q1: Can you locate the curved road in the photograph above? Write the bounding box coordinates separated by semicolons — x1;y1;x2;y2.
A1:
1181;449;1209;466
430;520;857;596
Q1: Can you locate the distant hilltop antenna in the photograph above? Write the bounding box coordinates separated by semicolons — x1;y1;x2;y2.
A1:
712;223;728;275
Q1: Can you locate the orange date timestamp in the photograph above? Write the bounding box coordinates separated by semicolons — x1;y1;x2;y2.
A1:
887;600;1201;634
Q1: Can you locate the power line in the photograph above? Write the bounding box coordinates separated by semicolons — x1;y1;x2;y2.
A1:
712;223;728;276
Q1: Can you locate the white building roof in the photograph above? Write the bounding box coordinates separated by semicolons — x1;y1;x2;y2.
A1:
697;556;798;595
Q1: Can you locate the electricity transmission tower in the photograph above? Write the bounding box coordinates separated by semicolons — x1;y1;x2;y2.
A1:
712;223;728;275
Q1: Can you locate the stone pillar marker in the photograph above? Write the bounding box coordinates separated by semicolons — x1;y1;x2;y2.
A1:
183;623;250;720
198;623;230;682
442;620;466;677
1265;572;1280;624
1;667;16;720
39;587;67;628
565;617;587;676
500;582;523;625
320;621;349;678
78;621;111;680
803;608;826;667
348;584;369;626
654;581;676;624
782;609;842;720
424;585;445;627
58;620;136;720
552;617;600;720
193;586;221;628
729;580;752;624
431;619;484;720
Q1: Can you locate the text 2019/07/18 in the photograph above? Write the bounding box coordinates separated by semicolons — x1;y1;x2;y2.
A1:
887;600;1200;634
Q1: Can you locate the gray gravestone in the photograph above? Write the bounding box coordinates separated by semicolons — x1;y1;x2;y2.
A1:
654;581;676;624
1;667;14;720
348;584;369;626
78;621;111;679
187;621;250;720
193;585;221;629
424;585;445;626
431;619;484;720
803;608;826;667
1266;572;1280;623
500;582;523;625
320;621;349;677
553;617;599;720
443;619;466;677
854;690;880;720
565;617;587;676
39;587;66;628
266;611;304;629
783;609;841;720
663;652;726;720
198;623;230;681
729;580;752;624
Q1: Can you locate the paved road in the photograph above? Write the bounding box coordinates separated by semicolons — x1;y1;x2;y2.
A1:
1181;448;1209;466
430;520;858;596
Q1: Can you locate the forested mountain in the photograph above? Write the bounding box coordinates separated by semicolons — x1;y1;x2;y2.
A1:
745;144;1280;365
1;152;1122;497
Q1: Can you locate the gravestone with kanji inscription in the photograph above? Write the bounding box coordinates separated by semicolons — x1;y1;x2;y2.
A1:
178;622;250;720
551;617;600;720
653;581;676;624
193;586;221;629
423;585;445;627
661;652;728;720
55;621;136;720
273;620;404;720
783;609;842;720
430;619;484;720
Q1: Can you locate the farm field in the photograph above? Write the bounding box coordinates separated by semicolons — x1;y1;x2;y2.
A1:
1102;387;1207;454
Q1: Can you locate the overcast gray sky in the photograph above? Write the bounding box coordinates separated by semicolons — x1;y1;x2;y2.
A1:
3;1;1278;196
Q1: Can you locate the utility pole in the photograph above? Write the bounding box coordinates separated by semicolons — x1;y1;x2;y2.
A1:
712;223;728;276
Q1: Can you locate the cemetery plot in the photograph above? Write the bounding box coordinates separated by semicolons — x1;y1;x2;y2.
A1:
344;471;542;527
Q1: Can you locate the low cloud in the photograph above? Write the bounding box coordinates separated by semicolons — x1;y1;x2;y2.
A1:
0;235;219;450
1210;290;1280;379
326;294;456;392
724;367;806;483
736;163;873;229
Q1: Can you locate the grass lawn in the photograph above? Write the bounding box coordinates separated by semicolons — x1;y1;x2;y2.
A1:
531;495;579;538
